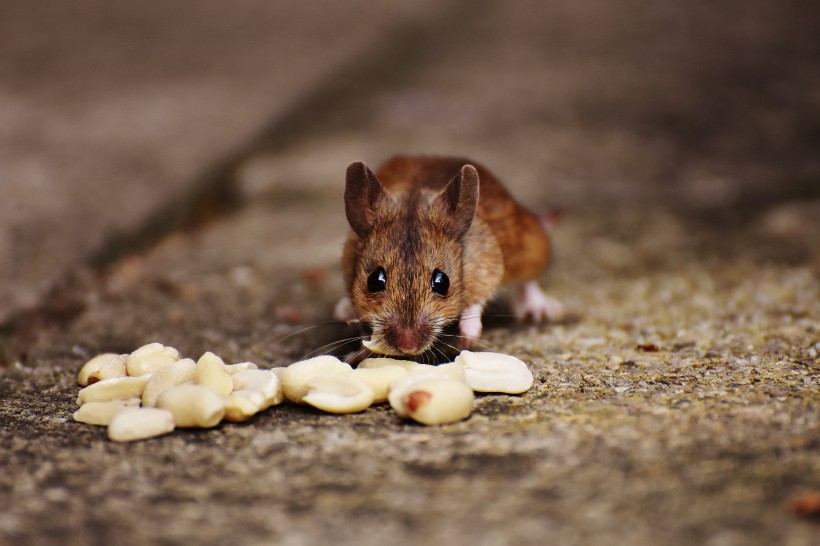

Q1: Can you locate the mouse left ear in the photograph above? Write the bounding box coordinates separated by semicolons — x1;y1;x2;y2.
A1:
345;161;391;238
433;164;479;240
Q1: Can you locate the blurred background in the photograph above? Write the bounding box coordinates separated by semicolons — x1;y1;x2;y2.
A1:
1;0;818;324
1;3;819;544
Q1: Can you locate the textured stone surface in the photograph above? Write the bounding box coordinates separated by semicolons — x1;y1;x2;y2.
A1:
0;0;438;322
1;1;819;545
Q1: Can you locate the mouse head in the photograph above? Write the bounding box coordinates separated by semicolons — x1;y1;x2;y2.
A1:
344;161;479;356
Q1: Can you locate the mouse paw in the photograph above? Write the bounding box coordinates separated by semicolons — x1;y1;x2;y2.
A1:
333;296;356;322
513;281;564;322
459;304;484;347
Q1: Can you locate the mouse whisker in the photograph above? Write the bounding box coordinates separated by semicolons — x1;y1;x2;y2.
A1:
346;345;373;365
430;344;454;364
439;333;498;352
438;346;455;364
246;320;355;354
436;334;458;351
301;335;366;360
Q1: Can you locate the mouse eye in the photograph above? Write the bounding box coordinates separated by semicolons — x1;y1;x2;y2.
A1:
367;267;387;292
431;269;449;295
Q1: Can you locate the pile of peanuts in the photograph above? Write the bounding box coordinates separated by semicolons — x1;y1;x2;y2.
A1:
73;342;535;442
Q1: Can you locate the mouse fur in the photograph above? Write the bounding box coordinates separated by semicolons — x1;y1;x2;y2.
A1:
339;155;557;357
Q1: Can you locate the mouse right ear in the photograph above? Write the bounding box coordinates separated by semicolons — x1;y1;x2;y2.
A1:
432;164;480;240
345;162;390;238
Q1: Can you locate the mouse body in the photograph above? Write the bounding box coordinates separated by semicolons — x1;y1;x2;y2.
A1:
337;155;562;357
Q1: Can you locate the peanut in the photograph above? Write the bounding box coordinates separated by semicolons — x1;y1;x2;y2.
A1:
389;375;474;425
224;361;259;375
141;358;197;407
126;342;179;377
231;370;283;408
357;357;421;372
351;365;409;404
77;353;127;386
302;374;375;413
72;398;140;426
455;350;534;394
76;375;151;406
156;384;225;428
223;393;262;422
357;358;462;380
280;355;352;404
194;352;234;397
424;362;466;382
107;407;175;442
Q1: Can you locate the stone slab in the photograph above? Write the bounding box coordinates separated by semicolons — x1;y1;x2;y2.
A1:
1;1;818;545
0;0;439;322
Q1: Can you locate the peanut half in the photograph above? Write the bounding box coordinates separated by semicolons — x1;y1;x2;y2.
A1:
126;342;179;377
141;358;197;407
77;375;151;406
224;361;259;375
351;365;409;404
231;370;284;408
156;384;225;428
302;374;375;414
280;355;352;404
425;362;466;382
73;398;141;426
77;353;127;386
388;374;474;425
223;394;263;422
454;350;534;394
357;357;421;372
357;358;463;381
194;352;234;397
107;407;175;442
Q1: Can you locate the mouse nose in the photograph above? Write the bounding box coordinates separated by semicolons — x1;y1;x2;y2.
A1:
389;322;428;355
394;325;420;354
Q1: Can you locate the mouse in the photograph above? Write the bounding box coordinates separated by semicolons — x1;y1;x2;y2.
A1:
334;155;563;357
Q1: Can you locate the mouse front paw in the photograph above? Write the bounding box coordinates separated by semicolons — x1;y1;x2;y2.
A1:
458;304;484;348
513;281;564;322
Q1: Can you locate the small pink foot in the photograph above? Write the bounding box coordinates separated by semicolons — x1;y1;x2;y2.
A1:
513;281;564;322
459;304;484;348
334;296;356;321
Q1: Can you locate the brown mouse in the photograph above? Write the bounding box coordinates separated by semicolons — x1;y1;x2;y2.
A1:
335;155;563;357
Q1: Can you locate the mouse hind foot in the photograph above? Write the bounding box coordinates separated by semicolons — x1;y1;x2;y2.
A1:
333;296;356;322
513;281;564;322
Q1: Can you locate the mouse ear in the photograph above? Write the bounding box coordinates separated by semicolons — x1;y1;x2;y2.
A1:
345;161;390;238
433;164;479;239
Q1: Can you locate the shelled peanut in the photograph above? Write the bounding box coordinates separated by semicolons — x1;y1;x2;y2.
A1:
73;342;536;441
74;342;283;441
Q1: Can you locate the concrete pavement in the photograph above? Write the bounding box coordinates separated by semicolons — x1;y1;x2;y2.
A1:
1;1;818;545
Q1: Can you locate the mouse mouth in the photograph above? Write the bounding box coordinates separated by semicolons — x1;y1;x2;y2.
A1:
362;338;435;357
358;321;400;356
357;319;374;339
353;319;373;345
362;321;438;357
361;335;397;355
361;332;417;356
